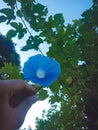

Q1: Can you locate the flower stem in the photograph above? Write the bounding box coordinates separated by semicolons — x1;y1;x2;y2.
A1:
35;86;43;93
32;84;43;93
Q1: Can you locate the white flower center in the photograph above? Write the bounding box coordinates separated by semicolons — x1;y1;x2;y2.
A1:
36;69;45;78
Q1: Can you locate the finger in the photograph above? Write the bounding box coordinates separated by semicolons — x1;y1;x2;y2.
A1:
9;88;37;108
12;95;38;129
18;95;38;115
6;80;36;98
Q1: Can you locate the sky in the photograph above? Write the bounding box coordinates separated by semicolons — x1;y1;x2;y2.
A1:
0;0;93;129
37;0;93;24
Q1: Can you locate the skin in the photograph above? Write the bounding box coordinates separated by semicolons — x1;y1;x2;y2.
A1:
0;79;38;130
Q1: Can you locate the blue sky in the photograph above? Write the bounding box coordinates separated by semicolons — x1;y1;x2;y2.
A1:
37;0;93;23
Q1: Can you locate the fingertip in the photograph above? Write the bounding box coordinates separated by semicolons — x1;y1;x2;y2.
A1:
29;95;38;104
20;95;38;109
23;81;36;95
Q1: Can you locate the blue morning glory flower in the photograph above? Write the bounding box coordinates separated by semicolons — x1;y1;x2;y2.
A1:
23;54;61;87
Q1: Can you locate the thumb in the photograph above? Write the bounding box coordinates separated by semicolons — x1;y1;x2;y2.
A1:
18;95;38;116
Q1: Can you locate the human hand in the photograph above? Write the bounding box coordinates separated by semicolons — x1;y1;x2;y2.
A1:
0;80;38;130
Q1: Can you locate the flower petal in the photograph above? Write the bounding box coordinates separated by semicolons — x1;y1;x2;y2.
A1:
23;54;61;87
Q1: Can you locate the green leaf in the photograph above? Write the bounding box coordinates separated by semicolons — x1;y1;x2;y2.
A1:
33;36;43;50
34;3;46;14
10;22;18;28
16;10;23;17
0;62;22;79
54;13;64;26
50;81;60;93
38;89;48;101
0;8;15;23
48;15;53;24
0;15;7;23
6;29;17;39
3;0;16;8
21;35;43;51
21;36;33;51
21;44;33;51
10;22;27;39
18;31;24;39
